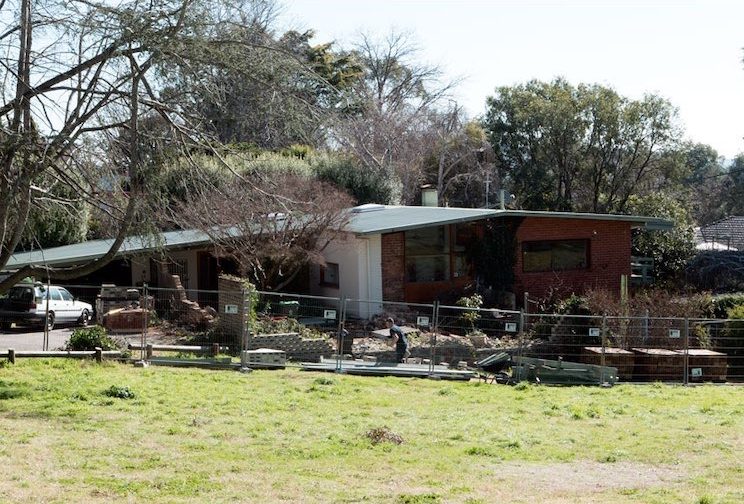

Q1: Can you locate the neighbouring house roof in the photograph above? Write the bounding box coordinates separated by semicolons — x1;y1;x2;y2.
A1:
697;216;744;251
5;205;674;270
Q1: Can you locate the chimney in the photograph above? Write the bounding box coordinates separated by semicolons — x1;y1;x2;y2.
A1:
421;185;438;207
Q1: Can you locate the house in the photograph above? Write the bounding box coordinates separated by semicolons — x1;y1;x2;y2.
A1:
4;204;672;316
311;205;672;314
695;217;744;251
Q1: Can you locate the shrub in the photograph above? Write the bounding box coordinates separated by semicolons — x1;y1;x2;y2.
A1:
456;294;483;333
103;385;136;399
66;326;118;351
712;293;744;318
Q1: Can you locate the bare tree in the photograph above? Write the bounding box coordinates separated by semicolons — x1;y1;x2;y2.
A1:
426;103;497;207
330;31;457;204
171;169;353;290
0;0;327;292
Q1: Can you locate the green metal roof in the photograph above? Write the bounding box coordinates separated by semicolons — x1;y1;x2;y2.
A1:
347;205;674;235
5;205;673;270
6;228;212;269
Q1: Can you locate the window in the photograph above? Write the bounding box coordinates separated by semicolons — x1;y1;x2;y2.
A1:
49;288;63;301
522;240;588;272
405;226;450;283
320;262;340;287
59;289;74;302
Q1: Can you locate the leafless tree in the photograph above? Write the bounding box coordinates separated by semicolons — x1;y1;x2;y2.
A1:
426;103;497;207
171;169;354;290
330;31;457;204
0;0;332;292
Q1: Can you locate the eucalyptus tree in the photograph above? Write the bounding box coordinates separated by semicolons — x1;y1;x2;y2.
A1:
483;79;684;213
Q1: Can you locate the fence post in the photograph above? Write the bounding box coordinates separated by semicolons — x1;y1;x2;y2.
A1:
239;287;250;371
336;297;346;373
430;301;439;375
141;283;149;362
683;318;690;385
95;347;102;364
146;344;153;360
600;315;608;385
8;348;14;365
516;310;525;383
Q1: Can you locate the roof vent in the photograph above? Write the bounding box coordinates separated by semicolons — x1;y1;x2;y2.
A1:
351;204;386;213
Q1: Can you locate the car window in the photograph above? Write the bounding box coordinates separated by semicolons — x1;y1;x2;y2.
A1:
49;288;63;301
59;288;74;301
8;287;33;302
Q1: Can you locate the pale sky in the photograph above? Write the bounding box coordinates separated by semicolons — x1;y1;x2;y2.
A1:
279;0;744;159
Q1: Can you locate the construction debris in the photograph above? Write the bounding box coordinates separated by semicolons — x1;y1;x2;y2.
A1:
476;353;619;386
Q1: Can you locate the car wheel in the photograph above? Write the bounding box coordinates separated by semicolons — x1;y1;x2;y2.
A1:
78;309;90;327
45;312;55;331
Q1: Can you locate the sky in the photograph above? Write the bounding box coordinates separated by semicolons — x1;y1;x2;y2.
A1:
278;0;744;159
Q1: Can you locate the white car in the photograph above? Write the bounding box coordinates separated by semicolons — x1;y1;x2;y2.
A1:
0;284;93;330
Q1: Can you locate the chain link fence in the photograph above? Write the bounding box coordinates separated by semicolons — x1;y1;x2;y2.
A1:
2;282;742;382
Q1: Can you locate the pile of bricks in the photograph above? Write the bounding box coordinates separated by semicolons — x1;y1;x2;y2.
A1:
247;332;333;362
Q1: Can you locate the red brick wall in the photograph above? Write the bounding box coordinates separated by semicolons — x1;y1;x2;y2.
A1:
514;218;632;301
381;232;405;302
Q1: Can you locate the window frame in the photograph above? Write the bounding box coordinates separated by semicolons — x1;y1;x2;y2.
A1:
522;239;590;273
320;262;340;288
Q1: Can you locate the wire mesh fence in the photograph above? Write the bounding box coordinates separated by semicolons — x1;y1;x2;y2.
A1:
2;282;743;383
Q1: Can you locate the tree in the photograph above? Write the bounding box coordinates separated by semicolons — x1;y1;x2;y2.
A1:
720;154;744;217
167;155;353;290
0;0;330;293
679;143;727;225
626;193;696;281
483;79;684;213
422;103;497;207
331;31;456;204
163;7;362;150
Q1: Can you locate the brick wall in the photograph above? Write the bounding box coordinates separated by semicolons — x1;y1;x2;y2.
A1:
218;275;247;339
514;217;632;301
381;232;405;302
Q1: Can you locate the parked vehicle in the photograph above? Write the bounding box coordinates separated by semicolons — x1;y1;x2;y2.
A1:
0;283;92;330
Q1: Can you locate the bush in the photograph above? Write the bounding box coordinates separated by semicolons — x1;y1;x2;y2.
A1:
103;385;136;399
66;326;119;351
712;293;744;318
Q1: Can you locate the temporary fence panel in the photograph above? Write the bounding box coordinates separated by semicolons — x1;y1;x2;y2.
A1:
343;299;437;367
436;304;521;368
3;282;744;383
250;291;342;364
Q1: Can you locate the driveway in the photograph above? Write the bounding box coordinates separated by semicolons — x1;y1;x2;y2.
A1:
0;327;74;352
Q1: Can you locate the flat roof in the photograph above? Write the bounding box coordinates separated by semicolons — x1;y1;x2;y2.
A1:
348;205;674;235
5;205;673;269
6;228;212;269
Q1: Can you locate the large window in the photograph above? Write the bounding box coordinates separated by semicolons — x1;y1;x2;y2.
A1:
522;240;589;272
405;226;450;282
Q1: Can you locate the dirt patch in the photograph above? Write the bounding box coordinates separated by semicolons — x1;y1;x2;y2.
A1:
491;460;687;494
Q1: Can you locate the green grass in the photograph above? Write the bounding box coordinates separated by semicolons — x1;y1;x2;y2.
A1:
0;360;742;503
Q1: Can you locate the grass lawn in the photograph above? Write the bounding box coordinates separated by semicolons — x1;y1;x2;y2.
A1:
0;360;742;503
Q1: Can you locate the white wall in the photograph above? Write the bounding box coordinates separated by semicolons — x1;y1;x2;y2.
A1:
312;233;383;318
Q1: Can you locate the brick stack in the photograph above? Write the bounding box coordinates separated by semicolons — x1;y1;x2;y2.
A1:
247;332;333;362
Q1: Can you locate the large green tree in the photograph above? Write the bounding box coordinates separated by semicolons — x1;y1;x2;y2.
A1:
483;79;684;213
627;193;696;281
